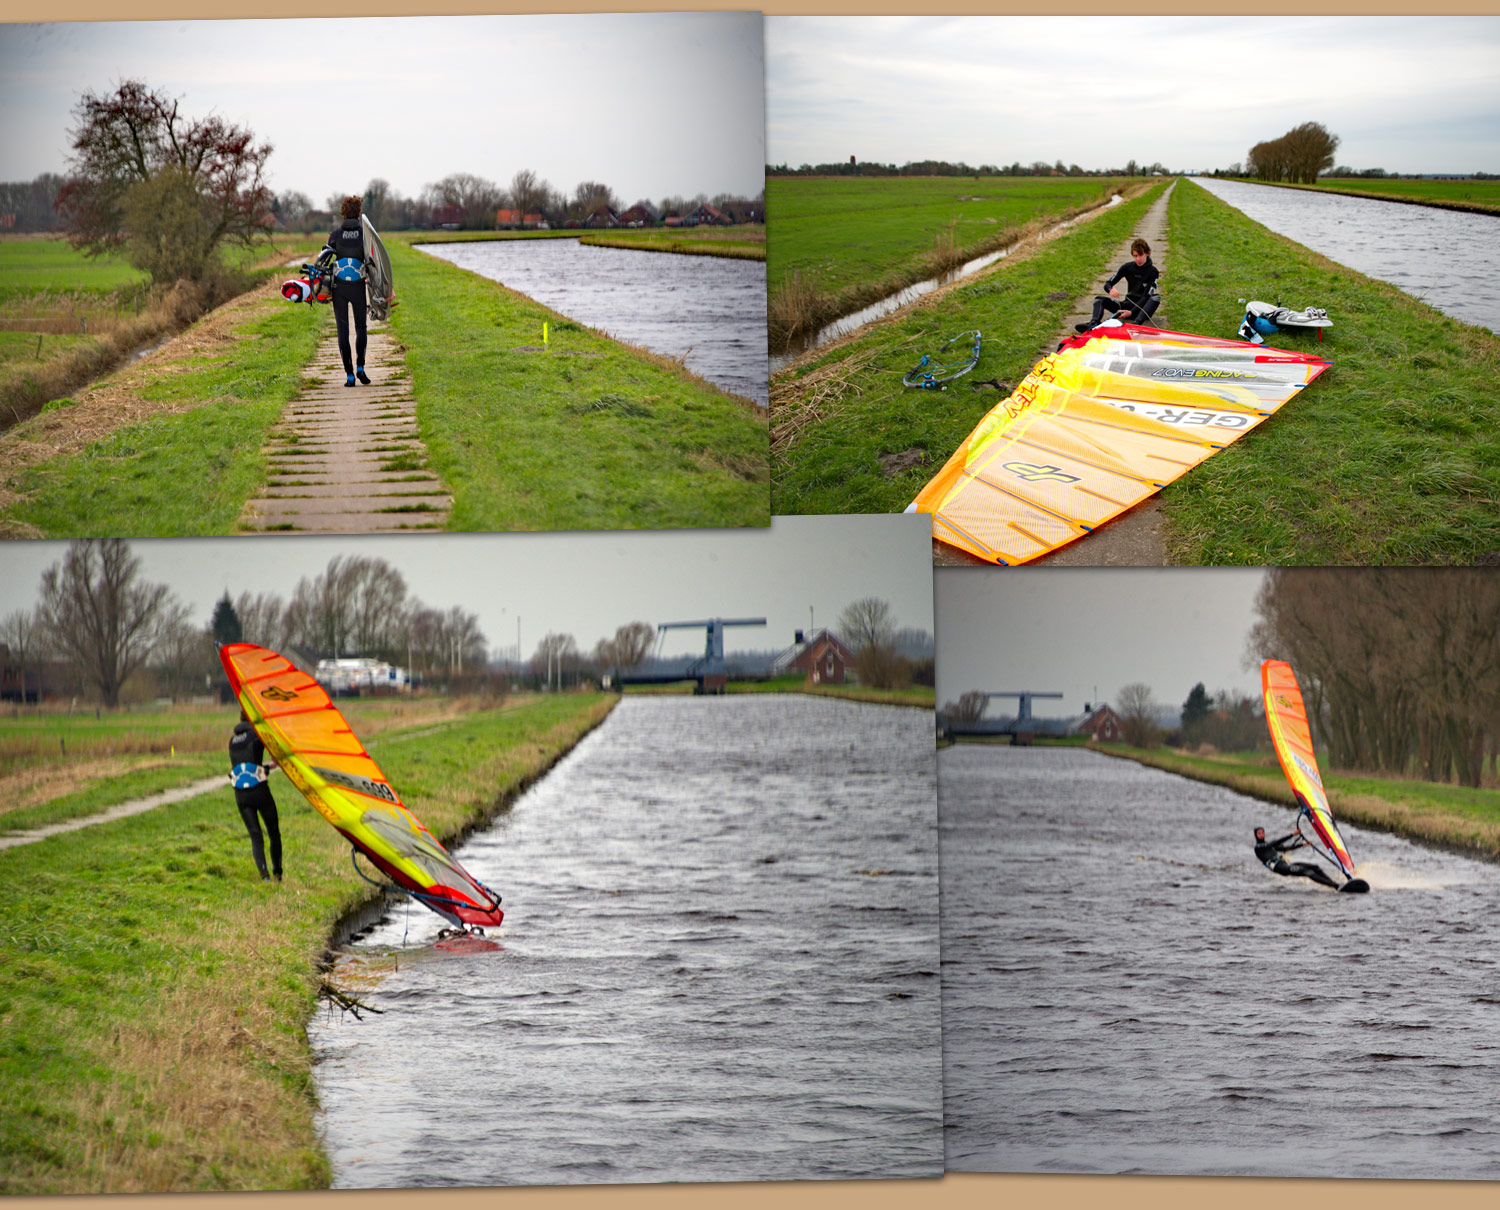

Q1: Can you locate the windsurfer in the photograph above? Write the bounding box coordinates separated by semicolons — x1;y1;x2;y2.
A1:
1075;238;1161;331
318;196;374;388
230;709;283;883
1253;826;1338;888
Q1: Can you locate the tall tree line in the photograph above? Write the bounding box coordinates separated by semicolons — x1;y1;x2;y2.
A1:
1249;569;1500;786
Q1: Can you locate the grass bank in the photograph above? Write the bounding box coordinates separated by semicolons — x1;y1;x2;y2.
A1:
579;226;765;260
0;693;614;1195
390;241;768;531
0;236;321;432
0;280;321;537
1227;176;1500;215
1095;744;1500;861
766;176;1129;350
1160;179;1500;564
771;182;1168;515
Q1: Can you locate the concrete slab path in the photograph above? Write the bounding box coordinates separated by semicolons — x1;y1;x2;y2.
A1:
239;319;452;533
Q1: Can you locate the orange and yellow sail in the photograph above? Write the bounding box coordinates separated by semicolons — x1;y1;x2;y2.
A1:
908;323;1331;564
1261;659;1356;878
219;642;503;927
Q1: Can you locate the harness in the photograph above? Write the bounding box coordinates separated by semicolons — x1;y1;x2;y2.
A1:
230;762;268;790
333;256;365;283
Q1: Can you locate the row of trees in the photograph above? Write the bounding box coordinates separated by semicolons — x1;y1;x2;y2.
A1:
1249;569;1500;787
768;159;1169;178
1245;121;1341;185
28;79;755;285
0;541;490;707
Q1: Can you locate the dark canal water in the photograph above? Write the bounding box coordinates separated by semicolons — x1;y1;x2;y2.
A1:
419;238;769;406
1193;177;1500;334
311;695;941;1186
941;744;1500;1180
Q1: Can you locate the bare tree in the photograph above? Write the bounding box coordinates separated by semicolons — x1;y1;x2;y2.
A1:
153;614;213;702
1117;682;1160;748
837;598;895;650
944;690;987;723
509;169;546;223
36;539;187;707
56;79;273;280
531;633;579;690
233;590;288;649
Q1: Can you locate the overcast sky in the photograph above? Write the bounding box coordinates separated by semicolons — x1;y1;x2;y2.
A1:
0;12;765;205
0;515;933;663
767;16;1500;175
933;568;1269;716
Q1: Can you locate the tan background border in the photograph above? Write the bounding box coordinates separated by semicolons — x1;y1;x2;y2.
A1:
3;0;1499;1203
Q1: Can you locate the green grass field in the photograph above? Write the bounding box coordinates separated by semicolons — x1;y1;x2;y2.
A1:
0;698;494;835
1098;744;1500;860
1244;177;1500;214
389;240;768;531
0;237;148;302
0;694;614;1195
771;183;1168;515
0;298;321;536
1159;179;1500;564
767;176;1125;296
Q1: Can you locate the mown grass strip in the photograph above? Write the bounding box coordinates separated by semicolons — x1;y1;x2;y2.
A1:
0;297;320;536
770;183;1167;516
1160;179;1500;564
0;694;613;1195
0;755;221;835
388;241;768;531
1095;743;1500;861
578;226;765;261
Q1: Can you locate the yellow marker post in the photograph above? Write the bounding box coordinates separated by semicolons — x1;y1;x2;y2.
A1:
543;321;549;349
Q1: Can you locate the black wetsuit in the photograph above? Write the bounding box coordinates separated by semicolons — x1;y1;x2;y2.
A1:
323;219;368;377
1255;831;1337;888
230;720;282;881
1089;257;1161;326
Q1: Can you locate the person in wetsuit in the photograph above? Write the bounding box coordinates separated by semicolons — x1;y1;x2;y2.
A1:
1075;238;1161;331
230;710;282;882
1253;825;1338;888
318;195;373;388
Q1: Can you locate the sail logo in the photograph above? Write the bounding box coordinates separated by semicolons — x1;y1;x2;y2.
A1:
1003;462;1080;484
1151;368;1252;380
262;685;299;702
314;765;399;803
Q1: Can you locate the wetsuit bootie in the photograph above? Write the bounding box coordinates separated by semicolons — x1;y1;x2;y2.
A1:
356;368;371;385
345;374;356;388
1073;322;1090;333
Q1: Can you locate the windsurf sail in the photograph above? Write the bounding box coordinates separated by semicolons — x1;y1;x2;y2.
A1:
218;642;503;927
1261;659;1356;879
908;323;1331;564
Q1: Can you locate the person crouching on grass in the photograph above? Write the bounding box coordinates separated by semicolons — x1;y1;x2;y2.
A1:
1076;237;1160;331
317;195;373;387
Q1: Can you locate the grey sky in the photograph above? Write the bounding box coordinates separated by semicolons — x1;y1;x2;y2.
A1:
0;13;765;205
767;16;1500;174
0;515;934;663
934;567;1268;715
